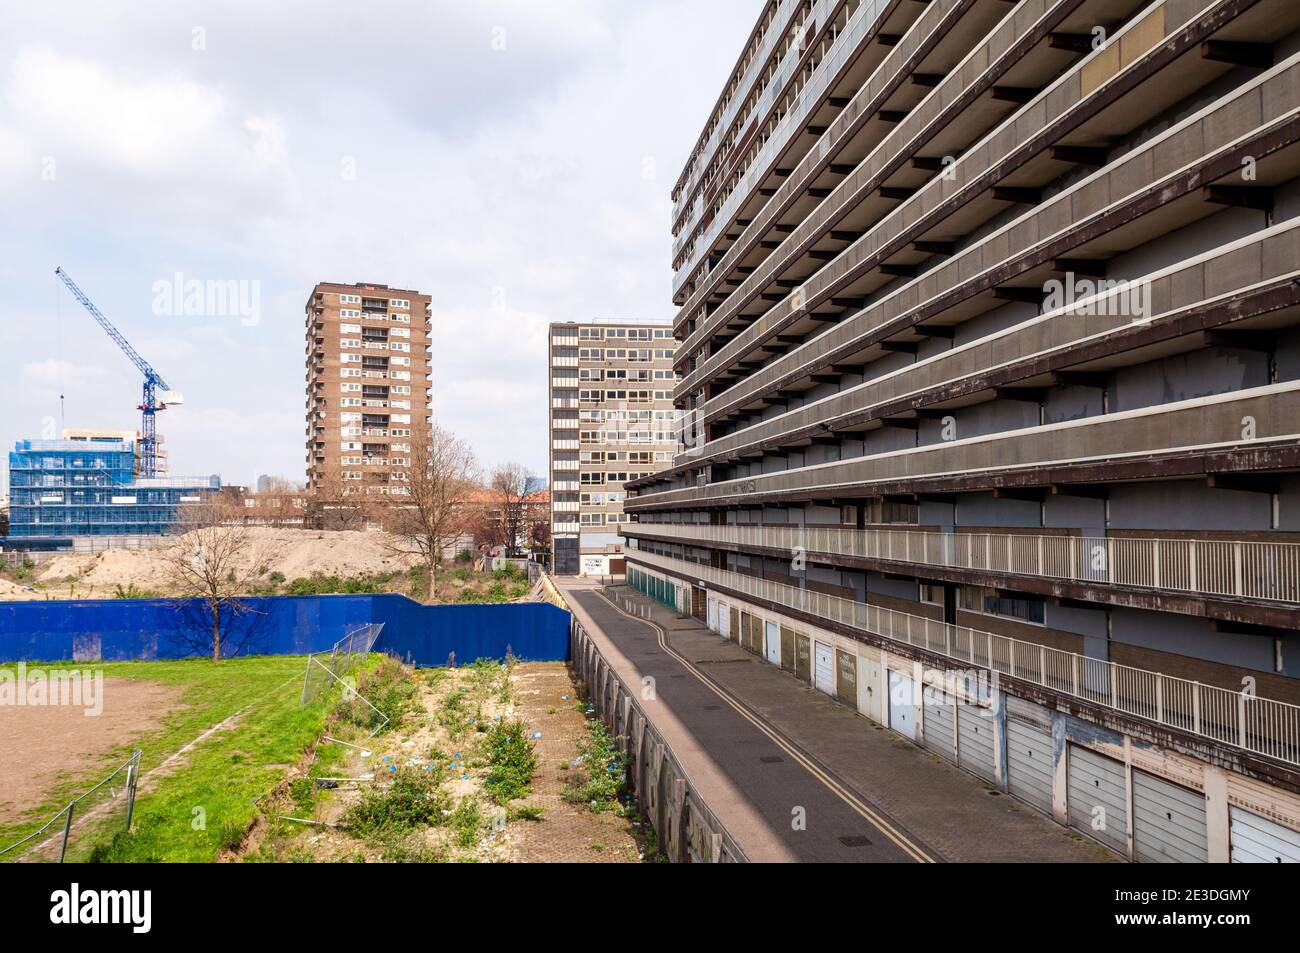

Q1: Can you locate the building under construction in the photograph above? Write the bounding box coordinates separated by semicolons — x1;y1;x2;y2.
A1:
5;431;220;549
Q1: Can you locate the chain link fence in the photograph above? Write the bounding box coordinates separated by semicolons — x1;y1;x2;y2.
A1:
0;749;141;863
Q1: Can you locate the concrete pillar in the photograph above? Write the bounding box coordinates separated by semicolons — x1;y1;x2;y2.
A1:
1204;765;1231;863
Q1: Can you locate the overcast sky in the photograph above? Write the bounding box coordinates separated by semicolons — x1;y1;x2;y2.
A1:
0;0;761;487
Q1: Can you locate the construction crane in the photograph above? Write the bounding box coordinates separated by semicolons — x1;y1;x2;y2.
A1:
54;266;184;478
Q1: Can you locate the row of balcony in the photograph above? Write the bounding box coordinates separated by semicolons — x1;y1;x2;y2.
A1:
623;522;1300;604
625;549;1300;767
678;0;1273;385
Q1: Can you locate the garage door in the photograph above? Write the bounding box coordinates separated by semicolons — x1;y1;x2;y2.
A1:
1068;746;1127;854
835;650;857;707
1133;771;1207;863
814;641;835;696
794;634;811;683
764;622;781;666
858;654;883;723
922;683;955;762
1006;717;1055;815
957;704;997;782
720;604;732;639
1230;807;1300;863
707;598;718;633
888;670;918;741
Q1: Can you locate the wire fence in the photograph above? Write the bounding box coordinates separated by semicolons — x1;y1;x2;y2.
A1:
301;623;384;705
0;749;141;863
300;623;389;738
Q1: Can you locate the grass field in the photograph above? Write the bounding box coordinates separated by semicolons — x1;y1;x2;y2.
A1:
0;655;329;862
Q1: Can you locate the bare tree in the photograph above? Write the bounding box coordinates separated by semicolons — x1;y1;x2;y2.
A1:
381;426;479;601
489;462;532;556
307;466;372;530
167;496;264;662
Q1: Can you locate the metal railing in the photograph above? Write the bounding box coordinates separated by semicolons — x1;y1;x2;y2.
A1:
625;549;1300;767
624;522;1300;604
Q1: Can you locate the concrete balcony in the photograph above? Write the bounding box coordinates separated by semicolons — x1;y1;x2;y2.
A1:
625;548;1300;767
678;2;1300;387
629;380;1300;508
623;522;1300;605
673;222;1300;469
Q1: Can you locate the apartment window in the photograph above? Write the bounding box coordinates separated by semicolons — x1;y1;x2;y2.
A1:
389;299;410;309
340;323;361;333
579;328;603;340
391;313;411;323
391;327;410;338
920;584;944;605
389;342;410;352
339;295;361;305
342;354;362;364
961;586;1045;625
878;499;919;524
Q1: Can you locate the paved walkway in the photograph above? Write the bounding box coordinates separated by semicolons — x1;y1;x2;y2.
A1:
558;578;1114;863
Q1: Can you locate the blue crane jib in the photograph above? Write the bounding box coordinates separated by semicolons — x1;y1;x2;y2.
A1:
54;266;181;478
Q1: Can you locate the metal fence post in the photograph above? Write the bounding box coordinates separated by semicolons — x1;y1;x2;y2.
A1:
58;803;74;863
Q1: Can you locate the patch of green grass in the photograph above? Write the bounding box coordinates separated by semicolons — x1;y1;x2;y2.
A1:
484;721;536;805
0;655;320;861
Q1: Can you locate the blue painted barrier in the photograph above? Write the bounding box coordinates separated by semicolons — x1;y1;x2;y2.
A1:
0;594;571;665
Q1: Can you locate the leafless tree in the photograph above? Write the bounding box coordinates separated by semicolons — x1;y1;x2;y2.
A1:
381;426;479;601
489;462;532;556
307;466;372;530
167;496;265;662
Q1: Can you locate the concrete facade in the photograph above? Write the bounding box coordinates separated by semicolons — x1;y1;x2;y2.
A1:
626;0;1300;856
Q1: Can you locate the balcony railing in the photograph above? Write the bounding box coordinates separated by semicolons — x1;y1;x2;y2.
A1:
625;549;1300;767
623;523;1300;605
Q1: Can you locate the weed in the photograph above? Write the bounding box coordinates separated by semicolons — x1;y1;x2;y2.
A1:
345;768;450;837
484;721;536;805
562;718;626;812
450;797;481;848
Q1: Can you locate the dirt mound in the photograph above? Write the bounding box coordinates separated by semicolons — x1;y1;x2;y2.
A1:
0;578;43;601
35;528;416;596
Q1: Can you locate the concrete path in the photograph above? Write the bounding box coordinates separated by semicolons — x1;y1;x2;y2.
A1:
559;578;1114;863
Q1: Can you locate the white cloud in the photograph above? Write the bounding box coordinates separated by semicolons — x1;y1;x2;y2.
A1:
0;0;765;485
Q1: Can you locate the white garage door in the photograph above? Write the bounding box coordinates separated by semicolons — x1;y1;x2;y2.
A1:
1006;717;1055;815
718;603;731;639
888;670;918;741
814;641;835;696
707;598;717;633
957;704;997;782
921;683;955;762
1231;807;1300;863
1133;771;1207;863
764;622;781;666
1068;746;1127;854
857;655;883;723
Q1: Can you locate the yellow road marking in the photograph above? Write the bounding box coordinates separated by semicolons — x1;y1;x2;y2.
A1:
592;588;935;863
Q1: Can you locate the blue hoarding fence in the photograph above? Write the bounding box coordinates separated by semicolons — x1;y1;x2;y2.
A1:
0;593;571;666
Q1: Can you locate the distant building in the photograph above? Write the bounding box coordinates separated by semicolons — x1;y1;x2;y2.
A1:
547;319;678;575
5;434;219;548
305;281;433;499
